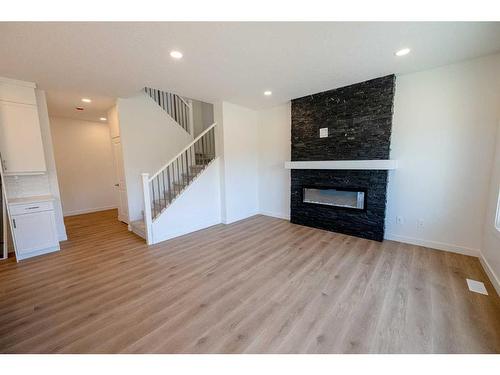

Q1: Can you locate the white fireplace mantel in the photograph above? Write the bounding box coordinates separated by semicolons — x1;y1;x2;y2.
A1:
284;160;398;170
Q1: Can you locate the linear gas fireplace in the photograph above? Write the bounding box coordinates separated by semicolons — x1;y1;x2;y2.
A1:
303;187;365;210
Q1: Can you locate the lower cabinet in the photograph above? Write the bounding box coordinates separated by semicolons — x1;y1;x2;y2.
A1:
10;200;59;260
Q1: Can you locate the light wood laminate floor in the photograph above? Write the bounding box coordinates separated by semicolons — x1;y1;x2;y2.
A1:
0;209;499;353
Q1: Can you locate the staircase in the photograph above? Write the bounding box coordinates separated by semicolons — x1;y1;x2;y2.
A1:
144;87;193;134
130;123;217;243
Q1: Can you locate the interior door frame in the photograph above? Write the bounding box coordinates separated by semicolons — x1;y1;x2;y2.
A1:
111;137;129;224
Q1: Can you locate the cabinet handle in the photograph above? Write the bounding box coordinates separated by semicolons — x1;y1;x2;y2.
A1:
12;219;16;229
26;206;40;210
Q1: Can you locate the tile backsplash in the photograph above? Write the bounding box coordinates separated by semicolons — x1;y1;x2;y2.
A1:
5;174;51;199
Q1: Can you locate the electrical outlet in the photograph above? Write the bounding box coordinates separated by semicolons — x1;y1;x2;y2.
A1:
417;219;424;229
396;216;404;225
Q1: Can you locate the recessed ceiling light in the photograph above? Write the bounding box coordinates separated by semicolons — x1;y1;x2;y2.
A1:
264;91;272;96
395;48;411;57
170;50;183;59
81;98;92;103
100;117;107;121
75;107;84;111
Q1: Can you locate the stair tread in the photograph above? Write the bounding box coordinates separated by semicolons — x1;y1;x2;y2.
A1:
131;220;145;229
130;220;146;239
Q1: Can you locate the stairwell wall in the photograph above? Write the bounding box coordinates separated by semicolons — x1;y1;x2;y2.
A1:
151;158;222;243
216;101;260;224
117;92;193;221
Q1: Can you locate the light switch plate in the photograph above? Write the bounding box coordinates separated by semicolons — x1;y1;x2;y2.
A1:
466;279;488;295
319;128;328;138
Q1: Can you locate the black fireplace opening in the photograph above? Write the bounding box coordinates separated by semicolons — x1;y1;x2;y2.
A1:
302;186;367;211
291;169;388;241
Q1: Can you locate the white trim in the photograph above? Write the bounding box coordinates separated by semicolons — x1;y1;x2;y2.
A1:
479;255;500;296
152;219;221;244
384;233;480;257
16;244;59;261
63;205;117;217
259;211;290;220
221;211;260;225
0;77;36;88
141;173;153;245
285;160;398;170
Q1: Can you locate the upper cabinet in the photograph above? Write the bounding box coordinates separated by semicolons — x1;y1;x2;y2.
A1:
0;78;37;105
0;78;47;175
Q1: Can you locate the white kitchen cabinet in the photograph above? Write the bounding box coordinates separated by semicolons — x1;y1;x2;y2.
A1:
9;197;59;261
0;100;47;174
0;78;37;105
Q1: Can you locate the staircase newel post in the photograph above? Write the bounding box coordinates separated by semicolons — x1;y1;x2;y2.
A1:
141;173;153;245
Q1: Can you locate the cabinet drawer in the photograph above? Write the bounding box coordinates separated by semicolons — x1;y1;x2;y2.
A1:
10;201;54;216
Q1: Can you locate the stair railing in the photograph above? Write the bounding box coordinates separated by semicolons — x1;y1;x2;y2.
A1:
141;123;217;244
144;87;193;134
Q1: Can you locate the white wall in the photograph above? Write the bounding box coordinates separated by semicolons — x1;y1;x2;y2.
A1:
251;54;500;261
50;117;116;216
217;101;259;224
192;100;214;138
152;158;221;243
118;92;193;221
258;103;291;220
481;121;500;294
5;90;67;241
386;53;500;256
37;91;67;239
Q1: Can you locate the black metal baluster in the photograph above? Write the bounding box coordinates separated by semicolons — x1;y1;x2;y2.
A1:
176;158;180;195
156;176;161;213
169;93;173;118
161;170;166;209
186;149;189;184
182;103;185;130
167;165;172;203
184;104;188;131
202;136;206;163
151;179;156;218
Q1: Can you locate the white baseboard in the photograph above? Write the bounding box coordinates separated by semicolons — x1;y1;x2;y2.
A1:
222;211;260;225
384;233;480;257
152;219;221;244
479;255;500;296
63;205;117;217
259;211;290;220
16;244;60;261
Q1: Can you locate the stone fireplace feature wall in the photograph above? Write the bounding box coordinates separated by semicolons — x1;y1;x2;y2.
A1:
290;75;395;241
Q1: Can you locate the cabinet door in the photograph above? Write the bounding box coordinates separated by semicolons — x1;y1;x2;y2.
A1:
12;211;58;255
0;101;47;174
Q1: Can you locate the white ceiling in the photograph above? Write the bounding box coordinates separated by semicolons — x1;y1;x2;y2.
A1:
45;90;115;122
1;22;499;112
